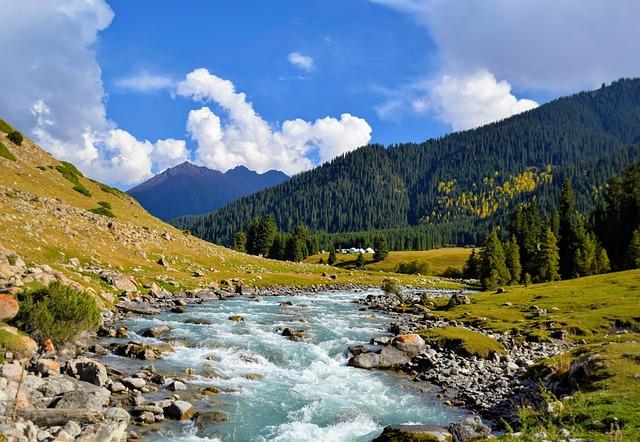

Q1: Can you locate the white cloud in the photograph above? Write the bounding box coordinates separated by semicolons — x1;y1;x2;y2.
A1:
376;71;538;130
114;72;175;92
373;0;640;92
0;0;191;186
178;68;371;174
287;52;315;72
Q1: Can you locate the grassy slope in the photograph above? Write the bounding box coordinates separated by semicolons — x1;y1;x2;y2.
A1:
0;129;460;300
304;247;472;274
428;271;640;440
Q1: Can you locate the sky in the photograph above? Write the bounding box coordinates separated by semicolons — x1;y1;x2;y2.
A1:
0;0;639;188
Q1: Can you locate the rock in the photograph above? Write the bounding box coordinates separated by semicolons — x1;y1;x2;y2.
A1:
61;420;82;438
110;382;126;393
391;334;427;356
67;357;108;387
166;380;187;391
51;388;105;411
194;410;229;428
0;294;19;321
2;360;24;381
116;300;160;315
243;373;264;381
197;386;220;396
374;424;452;442
43;338;55;353
448;416;491;442
122;377;146;390
495;287;506;294
137;410;156;424
163;400;195;420
171;306;187;313
140;325;171;338
89;343;108;355
157;257;168;267
76;419;128;442
101;272;137;293
112;341;170;360
33;358;60;377
68;257;81;267
447;294;470;308
185;318;212;325
228;315;245;322
379;345;412;368
348;345;369;356
348;352;382;369
282;328;306;341
370;336;391;346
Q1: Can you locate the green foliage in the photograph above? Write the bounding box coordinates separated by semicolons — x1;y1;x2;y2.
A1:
89;206;115;218
56;161;92;197
417;327;506;358
536;227;560;282
505;235;522;284
269;233;286;260
396;259;433;275
628;228;640;269
355;252;366;268
98;182;126;198
173;79;640;250
559;180;579;279
232;230;246;253
7;130;23;146
0;141;16;162
328;247;337;265
373;236;389;261
463;248;481;279
440;266;463;279
285;235;304;262
480;228;510;289
381;277;402;300
15;282;101;346
97;200;112;210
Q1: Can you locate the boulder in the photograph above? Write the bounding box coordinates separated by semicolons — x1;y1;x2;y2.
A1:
282;328;307;341
140;325;171;338
171;306;187;313
112;341;170;360
378;345;412;368
163;400;195;420
374;424;452;442
194;410;229;428
447;294;471;308
348;352;382;369
228;315;245;322
448;416;491;442
121;377;146;390
347;345;369;356
33;358;61;377
391;334;427;356
101;272;137;293
67;357;108;387
0;294;19;321
185;318;212;325
51;389;105;411
166;380;186;391
116;300;160;316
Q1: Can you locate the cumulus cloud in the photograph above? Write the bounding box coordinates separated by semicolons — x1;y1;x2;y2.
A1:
0;0;194;185
287;52;315;72
373;0;640;92
178;68;371;174
114;72;175;93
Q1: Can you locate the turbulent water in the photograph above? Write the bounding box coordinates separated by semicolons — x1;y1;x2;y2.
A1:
99;289;467;441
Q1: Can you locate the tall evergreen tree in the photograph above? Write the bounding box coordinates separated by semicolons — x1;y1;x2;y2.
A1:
628;228;640;269
536;227;560;282
255;215;277;256
328;247;337;265
559;180;579;279
574;228;598;277
245;219;259;255
505;235;522;284
595;245;611;274
373;236;389;262
355;252;366;268
285;235;304;262
269;233;286;260
232;230;246;253
480;229;510;290
463;248;481;279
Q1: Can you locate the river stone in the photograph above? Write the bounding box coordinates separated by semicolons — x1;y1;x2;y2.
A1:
374;424;452;442
140;325;171;338
52;389;104;411
228;315;245;322
347;345;369;356
391;334;427;356
122;377;146;390
67;357;108;387
33;358;60;377
447;294;470;308
110;382;126;393
194;410;229;428
163;400;195;420
166;380;187;391
0;294;19;321
448;416;491;441
348;352;382;369
117;300;160;316
185;318;213;325
379;345;411;368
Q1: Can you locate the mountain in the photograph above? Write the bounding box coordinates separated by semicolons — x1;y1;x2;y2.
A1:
127;162;288;220
173;78;640;248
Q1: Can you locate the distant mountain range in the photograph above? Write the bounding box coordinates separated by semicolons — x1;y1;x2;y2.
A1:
127;162;288;220
172;78;640;248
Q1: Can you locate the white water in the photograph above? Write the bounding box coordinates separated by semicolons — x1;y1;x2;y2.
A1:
98;289;467;441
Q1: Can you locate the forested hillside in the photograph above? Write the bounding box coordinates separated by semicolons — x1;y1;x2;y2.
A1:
173;79;640;248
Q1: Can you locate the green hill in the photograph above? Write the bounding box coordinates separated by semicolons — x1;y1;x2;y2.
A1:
173;78;640;248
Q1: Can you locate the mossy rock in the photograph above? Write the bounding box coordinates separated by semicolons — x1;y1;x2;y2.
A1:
373;425;452;442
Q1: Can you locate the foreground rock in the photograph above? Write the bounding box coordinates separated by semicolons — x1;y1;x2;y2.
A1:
375;416;491;442
348;334;425;369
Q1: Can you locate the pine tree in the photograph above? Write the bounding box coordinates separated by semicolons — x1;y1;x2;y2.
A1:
595;246;611;274
536;227;560;282
285;235;304;262
480;229;510;290
559;180;578;279
505;235;522;284
328;247;337;265
232;230;246;253
269;233;286;260
373;236;389;262
628;228;640;269
245;219;259;255
574;229;597;277
255;215;277;256
463;248;481;279
355;252;366;268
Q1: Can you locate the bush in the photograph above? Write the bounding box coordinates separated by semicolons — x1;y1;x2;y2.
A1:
7;130;23;146
396;260;433;275
15;282;101;346
0;141;16;162
89;207;115;218
441;266;463;279
56;161;92;197
97;200;112;210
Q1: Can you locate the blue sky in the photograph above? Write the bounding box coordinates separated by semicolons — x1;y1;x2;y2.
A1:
1;1;638;187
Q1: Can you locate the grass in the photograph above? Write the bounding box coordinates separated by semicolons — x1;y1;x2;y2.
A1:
0;141;16;162
89;206;115;218
0;325;33;359
0;118;14;133
417;326;507;358
305;248;472;275
56;161;92;197
97;200;112;210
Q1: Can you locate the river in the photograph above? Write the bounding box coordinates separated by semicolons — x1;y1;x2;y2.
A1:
98;289;467;441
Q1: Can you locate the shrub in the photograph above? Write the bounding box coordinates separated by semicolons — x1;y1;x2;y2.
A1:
396;260;433;275
56;161;92;197
89;207;115;218
0;141;16;162
7;130;23;146
441;266;463;279
97;200;112;210
381;277;405;305
15;282;101;346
